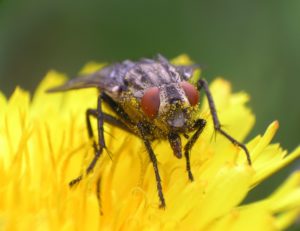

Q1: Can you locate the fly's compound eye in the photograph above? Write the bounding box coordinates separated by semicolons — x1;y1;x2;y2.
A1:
180;81;199;106
141;87;160;119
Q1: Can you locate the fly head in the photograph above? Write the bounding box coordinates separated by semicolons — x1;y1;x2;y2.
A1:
141;81;200;134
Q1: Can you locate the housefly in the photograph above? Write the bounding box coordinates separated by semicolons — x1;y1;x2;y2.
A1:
47;54;251;208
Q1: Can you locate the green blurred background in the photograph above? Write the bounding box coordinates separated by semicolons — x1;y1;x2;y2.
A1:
0;0;299;229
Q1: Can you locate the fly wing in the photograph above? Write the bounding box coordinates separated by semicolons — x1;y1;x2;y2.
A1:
174;64;199;81
46;65;117;92
46;61;135;96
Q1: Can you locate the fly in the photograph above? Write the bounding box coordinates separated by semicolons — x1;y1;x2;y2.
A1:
47;54;251;208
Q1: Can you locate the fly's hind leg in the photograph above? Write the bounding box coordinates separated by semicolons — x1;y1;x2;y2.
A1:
197;79;252;165
69;93;132;187
69;93;106;186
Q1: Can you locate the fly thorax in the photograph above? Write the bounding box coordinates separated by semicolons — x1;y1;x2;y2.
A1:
158;83;189;115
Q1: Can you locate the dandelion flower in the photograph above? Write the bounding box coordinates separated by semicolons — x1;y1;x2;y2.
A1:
0;56;300;231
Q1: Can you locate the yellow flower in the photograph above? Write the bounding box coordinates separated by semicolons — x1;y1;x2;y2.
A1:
1;56;300;231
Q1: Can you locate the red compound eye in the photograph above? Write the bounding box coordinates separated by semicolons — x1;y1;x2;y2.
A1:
141;87;160;119
180;81;199;106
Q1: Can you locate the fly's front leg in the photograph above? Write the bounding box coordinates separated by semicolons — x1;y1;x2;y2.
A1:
69;93;106;186
184;119;206;181
137;122;166;209
197;79;252;165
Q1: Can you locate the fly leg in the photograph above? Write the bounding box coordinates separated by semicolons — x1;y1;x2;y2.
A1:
69;93;106;186
69;93;134;187
137;122;166;209
103;94;166;208
87;109;134;138
86;108;99;153
184;119;206;181
96;177;103;215
197;79;252;165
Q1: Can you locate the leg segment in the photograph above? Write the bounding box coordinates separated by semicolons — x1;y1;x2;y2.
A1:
184;119;206;181
86;109;99;152
137;122;166;209
197;79;252;165
87;109;134;136
96;177;103;215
